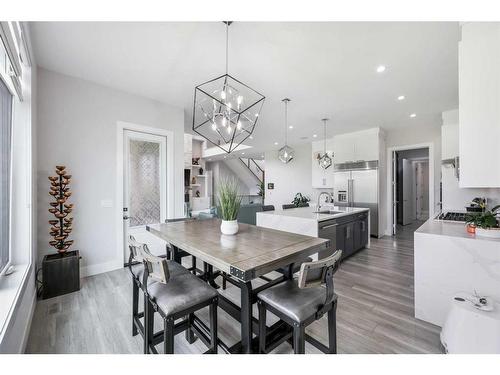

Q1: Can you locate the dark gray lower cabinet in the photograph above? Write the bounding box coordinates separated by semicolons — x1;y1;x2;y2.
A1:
319;212;369;260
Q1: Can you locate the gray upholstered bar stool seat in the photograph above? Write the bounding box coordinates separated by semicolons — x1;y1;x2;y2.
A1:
258;281;334;323
257;250;342;354
146;272;218;318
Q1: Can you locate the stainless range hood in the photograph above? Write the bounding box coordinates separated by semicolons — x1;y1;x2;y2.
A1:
442;156;460;179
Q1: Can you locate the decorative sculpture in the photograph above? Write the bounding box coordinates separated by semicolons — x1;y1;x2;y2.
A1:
48;165;74;254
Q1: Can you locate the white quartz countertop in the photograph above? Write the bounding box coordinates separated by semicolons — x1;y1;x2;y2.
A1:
415;218;500;242
256;205;369;222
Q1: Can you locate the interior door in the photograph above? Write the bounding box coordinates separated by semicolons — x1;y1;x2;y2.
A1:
402;158;414;225
123;130;167;262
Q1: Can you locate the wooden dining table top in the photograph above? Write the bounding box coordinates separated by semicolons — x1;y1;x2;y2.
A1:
146;218;330;281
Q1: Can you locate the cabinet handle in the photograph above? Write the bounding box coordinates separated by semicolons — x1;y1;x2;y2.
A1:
346;226;350;239
361;221;365;232
321;223;338;229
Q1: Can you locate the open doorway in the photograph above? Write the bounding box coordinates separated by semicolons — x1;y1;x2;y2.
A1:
389;146;432;236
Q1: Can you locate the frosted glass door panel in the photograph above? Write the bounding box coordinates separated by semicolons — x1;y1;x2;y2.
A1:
129;140;161;227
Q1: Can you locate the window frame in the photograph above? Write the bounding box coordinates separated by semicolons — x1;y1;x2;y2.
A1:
0;36;15;277
0;75;13;277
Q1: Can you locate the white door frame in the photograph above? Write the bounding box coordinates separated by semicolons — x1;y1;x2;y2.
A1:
386;142;434;236
116;121;174;266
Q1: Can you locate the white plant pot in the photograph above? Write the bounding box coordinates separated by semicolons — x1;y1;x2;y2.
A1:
220;220;239;235
475;227;500;239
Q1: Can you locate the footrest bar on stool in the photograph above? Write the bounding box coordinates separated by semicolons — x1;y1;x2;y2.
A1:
304;333;330;353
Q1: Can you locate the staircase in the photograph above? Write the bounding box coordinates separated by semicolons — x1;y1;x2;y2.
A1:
238;158;264;184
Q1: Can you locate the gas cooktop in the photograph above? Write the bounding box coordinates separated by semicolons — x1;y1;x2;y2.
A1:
435;211;468;222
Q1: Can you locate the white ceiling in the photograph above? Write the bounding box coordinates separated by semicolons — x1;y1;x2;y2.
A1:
31;22;459;158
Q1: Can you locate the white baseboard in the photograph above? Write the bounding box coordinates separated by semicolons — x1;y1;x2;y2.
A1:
80;259;122;278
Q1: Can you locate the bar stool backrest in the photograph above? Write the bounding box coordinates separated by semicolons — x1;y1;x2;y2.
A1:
128;235;171;285
128;235;145;263
297;250;342;289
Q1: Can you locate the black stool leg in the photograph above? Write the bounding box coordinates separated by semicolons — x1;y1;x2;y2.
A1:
209;299;218;354
222;272;227;290
328;301;338;354
164;317;175;354
258;301;267;353
144;299;154;354
132;279;139;336
185;313;196;344
191;256;197;275
293;325;305;354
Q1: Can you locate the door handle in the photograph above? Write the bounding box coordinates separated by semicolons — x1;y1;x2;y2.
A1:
123;215;133;220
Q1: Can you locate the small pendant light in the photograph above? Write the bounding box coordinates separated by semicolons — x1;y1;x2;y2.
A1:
278;98;294;164
318;118;332;169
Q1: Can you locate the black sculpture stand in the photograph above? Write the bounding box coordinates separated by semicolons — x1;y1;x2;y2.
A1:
42;250;80;300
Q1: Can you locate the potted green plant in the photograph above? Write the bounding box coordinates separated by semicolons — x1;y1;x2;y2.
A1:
292;193;310;208
465;205;500;238
217;177;242;235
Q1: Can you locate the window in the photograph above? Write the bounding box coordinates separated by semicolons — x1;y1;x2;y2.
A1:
0;77;12;274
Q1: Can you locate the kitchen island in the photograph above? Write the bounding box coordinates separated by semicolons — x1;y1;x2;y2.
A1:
414;219;500;326
256;205;370;260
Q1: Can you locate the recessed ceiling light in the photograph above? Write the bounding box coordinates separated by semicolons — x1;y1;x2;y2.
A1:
376;65;386;73
223;156;227;159
397;95;405;101
274;142;278;145
241;152;245;155
289;125;293;129
410;113;416;118
313;134;317;138
249;135;253;139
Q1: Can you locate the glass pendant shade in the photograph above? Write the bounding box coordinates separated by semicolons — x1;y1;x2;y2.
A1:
192;22;265;153
318;118;333;169
278;145;294;163
318;153;332;169
278;98;294;164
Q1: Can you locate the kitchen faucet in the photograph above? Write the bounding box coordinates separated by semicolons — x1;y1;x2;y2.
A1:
317;192;333;211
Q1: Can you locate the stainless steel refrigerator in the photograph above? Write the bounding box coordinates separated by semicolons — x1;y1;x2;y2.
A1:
333;161;379;237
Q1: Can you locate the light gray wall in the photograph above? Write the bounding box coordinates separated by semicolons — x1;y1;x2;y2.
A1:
36;68;184;277
264;143;319;208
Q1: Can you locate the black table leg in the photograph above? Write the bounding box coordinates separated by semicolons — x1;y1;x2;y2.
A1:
172;245;182;264
240;281;253;354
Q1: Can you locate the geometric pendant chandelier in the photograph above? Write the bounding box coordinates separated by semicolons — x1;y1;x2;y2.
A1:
192;22;266;153
318;118;333;169
278;98;294;164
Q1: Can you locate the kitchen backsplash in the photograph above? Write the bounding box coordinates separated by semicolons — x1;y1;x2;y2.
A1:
442;167;500;211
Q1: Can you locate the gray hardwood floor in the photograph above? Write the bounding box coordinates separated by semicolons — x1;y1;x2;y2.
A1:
26;221;443;354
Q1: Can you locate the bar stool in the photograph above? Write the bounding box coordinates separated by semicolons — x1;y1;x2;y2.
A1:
128;237;187;342
140;242;219;354
257;250;342;354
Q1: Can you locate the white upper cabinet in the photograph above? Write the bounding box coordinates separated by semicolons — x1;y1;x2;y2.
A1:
311;128;382;188
333;128;380;163
459;23;500;187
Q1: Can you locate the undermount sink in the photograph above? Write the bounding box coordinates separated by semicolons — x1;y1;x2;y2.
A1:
313;210;343;215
